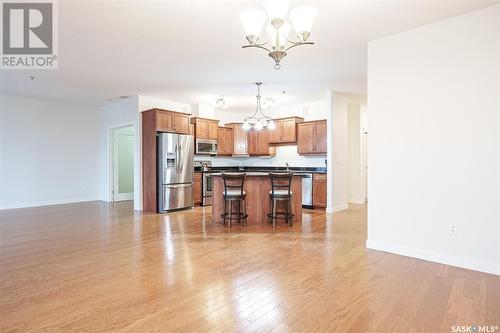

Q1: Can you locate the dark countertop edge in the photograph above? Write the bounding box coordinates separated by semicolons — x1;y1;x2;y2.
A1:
194;166;327;173
210;172;303;177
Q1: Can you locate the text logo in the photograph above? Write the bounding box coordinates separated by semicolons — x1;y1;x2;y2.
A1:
1;0;58;69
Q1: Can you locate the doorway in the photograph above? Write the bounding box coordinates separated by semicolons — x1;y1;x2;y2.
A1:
110;125;135;202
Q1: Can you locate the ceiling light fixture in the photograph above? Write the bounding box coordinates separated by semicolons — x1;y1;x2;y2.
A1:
215;98;228;109
243;82;276;131
240;0;317;69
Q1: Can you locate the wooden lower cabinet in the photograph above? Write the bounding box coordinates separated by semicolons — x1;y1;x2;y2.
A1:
193;173;202;205
312;173;327;208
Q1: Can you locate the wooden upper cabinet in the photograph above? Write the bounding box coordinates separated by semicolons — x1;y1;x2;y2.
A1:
189;124;195;136
217;127;233;156
297;122;315;154
143;108;191;134
268;117;304;144
315;121;327;153
281;118;298;142
248;129;272;156
297;120;327;155
156;111;173;132
190;117;219;140
268;125;281;143
208;122;218;140
173;113;190;134
312;173;327;208
226;123;248;156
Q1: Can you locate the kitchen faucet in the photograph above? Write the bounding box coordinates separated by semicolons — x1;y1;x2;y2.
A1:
286;163;290;170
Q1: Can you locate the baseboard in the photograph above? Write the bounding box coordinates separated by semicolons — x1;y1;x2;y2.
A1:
366;239;500;276
326;203;349;213
114;192;134;201
0;197;101;210
349;198;366;204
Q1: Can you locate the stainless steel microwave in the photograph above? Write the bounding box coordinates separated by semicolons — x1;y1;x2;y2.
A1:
195;138;217;155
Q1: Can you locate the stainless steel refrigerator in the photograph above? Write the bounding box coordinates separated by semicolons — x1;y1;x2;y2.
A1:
158;133;194;212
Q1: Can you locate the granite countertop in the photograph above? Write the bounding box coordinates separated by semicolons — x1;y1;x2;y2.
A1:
195;166;327;174
210;172;303;177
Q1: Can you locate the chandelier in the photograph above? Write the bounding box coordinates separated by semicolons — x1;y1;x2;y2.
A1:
240;1;317;70
243;82;276;131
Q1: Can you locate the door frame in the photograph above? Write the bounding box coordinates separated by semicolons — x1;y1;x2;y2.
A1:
107;122;136;203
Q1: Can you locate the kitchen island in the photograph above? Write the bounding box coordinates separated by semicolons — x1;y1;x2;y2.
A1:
212;172;302;225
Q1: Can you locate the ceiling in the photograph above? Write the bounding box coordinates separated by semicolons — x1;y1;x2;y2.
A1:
1;0;497;108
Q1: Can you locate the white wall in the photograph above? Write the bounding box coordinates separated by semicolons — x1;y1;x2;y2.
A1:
326;91;349;213
348;104;367;203
367;5;500;275
99;96;140;208
0;94;101;209
100;95;191;211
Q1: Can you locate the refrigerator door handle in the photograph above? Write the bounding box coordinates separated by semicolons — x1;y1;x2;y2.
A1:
175;144;179;171
166;183;191;189
178;144;181;171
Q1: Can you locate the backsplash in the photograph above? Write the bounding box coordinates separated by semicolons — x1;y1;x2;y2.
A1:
194;146;326;168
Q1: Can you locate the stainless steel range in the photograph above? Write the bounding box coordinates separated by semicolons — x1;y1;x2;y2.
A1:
194;161;213;206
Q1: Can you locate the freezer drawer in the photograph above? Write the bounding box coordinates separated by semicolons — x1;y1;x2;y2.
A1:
159;183;193;212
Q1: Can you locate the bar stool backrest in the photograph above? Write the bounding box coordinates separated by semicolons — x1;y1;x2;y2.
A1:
269;172;293;196
222;173;246;196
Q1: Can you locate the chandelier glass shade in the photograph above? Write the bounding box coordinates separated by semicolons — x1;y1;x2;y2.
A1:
243;82;276;131
240;1;317;69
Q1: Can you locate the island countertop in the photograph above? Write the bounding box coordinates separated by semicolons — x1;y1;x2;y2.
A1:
211;172;304;177
212;173;302;225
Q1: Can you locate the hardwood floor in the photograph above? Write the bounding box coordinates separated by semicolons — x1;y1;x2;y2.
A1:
1;202;498;332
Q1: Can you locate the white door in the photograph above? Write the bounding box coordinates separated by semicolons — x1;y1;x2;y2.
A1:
112;126;134;202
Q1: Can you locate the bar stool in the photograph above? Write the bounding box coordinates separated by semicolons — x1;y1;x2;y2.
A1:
267;172;294;227
221;173;248;227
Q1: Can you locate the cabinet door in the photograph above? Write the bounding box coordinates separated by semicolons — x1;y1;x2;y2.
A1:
247;130;259;155
312;174;327;208
258;130;270;155
208;122;218;140
196;120;209;138
225;128;233;155
217;127;232;155
193;173;202;205
217;127;225;154
268;121;282;143
232;124;248;155
281;119;296;143
157;111;173;132
189;124;195;136
315;121;327;153
173;114;190;134
297;123;315;154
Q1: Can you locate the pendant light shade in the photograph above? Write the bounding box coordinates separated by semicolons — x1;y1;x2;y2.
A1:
263;0;289;21
240;9;266;41
289;5;317;36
